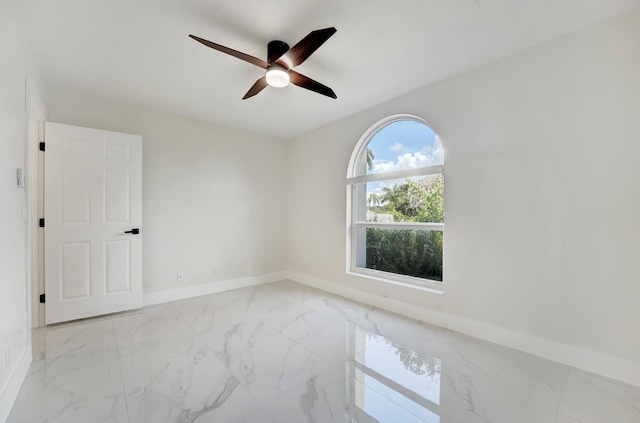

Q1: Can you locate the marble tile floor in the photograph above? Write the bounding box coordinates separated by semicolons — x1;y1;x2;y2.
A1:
7;280;640;423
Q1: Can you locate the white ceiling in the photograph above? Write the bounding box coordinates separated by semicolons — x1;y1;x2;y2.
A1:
14;0;640;139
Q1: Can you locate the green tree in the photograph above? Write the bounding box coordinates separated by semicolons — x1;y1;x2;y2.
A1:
365;174;444;281
380;184;406;213
417;175;444;223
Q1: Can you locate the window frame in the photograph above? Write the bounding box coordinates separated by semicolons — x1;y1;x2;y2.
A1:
346;114;444;293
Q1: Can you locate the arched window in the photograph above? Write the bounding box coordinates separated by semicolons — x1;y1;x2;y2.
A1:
347;115;444;289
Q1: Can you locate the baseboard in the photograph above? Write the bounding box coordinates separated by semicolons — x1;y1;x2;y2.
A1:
143;271;287;307
287;270;640;388
0;347;32;423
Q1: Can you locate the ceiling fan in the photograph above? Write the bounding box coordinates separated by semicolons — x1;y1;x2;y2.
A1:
189;27;337;100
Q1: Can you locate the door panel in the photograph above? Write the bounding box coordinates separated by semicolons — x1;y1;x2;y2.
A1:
60;242;91;299
104;169;131;223
62;166;91;223
104;141;131;160
44;122;142;324
63;136;90;157
104;240;131;294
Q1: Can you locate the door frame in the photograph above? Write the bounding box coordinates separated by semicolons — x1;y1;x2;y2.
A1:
26;78;46;329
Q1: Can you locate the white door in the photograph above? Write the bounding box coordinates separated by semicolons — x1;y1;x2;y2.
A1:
44;122;143;324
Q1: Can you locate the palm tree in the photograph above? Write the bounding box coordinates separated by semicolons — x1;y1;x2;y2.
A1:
366;148;375;171
367;193;381;207
381;184;403;208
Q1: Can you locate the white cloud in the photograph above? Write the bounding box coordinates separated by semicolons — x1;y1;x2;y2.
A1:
372;136;443;174
368;180;394;198
371;160;395;174
389;142;406;152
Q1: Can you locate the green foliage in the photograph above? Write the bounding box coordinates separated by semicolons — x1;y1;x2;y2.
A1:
365;174;444;281
366;229;443;281
378;175;443;223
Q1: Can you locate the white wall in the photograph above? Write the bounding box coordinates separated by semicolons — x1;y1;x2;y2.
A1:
288;8;640;384
47;89;288;295
0;1;46;420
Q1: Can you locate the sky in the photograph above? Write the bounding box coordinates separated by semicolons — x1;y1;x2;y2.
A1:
366;120;443;175
363;120;443;203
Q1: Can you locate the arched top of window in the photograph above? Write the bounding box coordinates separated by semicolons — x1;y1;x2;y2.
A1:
348;115;443;179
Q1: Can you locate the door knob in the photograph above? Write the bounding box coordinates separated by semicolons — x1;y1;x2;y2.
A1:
124;228;140;234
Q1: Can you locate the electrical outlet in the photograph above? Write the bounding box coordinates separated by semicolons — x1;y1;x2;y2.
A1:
212;268;218;277
381;287;388;298
177;272;184;283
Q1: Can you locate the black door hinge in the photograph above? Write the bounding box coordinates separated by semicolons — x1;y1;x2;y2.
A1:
39;218;45;228
39;142;45;151
39;294;45;304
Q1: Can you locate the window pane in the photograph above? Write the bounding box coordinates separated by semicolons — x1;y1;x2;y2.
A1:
357;227;443;282
357;120;443;176
363;174;444;223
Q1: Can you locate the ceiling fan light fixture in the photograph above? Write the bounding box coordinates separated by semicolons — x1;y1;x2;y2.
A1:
266;65;290;88
189;28;337;99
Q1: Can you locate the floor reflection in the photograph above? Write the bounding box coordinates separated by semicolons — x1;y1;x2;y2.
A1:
345;322;441;422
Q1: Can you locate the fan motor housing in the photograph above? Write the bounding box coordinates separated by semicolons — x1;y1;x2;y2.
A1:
268;40;289;64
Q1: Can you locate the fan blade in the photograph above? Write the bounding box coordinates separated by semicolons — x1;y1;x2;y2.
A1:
242;76;269;99
189;34;268;69
276;27;336;68
289;70;337;99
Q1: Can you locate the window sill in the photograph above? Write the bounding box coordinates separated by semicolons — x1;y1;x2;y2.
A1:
347;269;444;295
